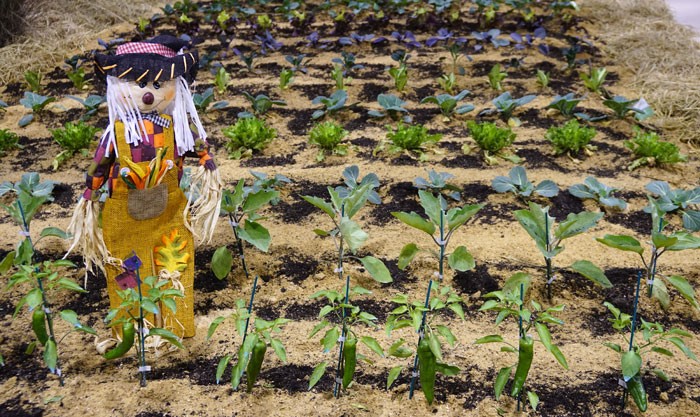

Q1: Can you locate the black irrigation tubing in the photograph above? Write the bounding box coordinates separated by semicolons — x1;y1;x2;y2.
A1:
135;265;148;387
225;195;250;280
18;200;64;386
333;274;351;398
622;270;643;409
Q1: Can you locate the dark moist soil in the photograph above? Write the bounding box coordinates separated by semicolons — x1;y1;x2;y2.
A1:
0;395;45;417
453;264;500;296
270;179;336;223
369;181;421;226
239;153;296;167
277;253;319;285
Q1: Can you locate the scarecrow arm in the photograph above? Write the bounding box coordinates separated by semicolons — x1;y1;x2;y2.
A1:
182;129;216;171
83;139;116;201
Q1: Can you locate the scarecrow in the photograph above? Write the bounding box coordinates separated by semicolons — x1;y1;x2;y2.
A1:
66;35;222;340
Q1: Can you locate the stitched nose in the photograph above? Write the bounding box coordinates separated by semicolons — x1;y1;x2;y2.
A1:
142;92;154;105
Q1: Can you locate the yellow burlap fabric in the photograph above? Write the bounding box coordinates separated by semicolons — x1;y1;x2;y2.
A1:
103;117;195;338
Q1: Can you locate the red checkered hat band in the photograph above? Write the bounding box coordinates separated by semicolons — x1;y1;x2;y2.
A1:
116;42;177;57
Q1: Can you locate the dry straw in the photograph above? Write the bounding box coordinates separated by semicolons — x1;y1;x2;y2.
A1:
0;0;158;85
583;0;700;145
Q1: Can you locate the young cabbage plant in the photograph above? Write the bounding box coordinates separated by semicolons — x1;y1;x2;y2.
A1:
335;165;381;205
515;201;610;298
331;51;364;76
603;96;642;119
597;198;700;310
545;93;584;118
488;64;507;91
284;53;309;73
66;94;106;121
476;273;569;412
211;177;280;280
569;176;628;211
535;69;550;89
330;64;348;91
368;94;411;123
580;67;607;93
19;92;57;127
312;90;348;120
24;70;42;93
491;166;559;202
192;87;228;114
239;92;286;118
624;128;686;171
465;121;518;165
604;300;697;413
645;181;700;232
414;170;462;202
308;284;385;395
0;173;57;230
386;280;465;404
480;92;537;125
420;90;474;119
472;29;510;50
207;298;289;391
388;63;408;92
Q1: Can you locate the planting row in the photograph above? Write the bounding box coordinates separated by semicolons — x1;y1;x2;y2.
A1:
1;166;698;413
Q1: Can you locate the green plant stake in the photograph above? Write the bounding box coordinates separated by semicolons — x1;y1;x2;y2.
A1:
332;273;351;398
242;275;259;347
132;255;149;387
621;271;643;409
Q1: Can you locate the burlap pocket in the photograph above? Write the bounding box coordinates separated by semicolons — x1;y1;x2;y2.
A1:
127;183;168;220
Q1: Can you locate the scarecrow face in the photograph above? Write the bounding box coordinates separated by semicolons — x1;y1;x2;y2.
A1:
121;79;177;114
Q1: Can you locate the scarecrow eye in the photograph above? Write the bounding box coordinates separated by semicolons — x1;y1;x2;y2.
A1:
139;81;147;89
152;81;161;90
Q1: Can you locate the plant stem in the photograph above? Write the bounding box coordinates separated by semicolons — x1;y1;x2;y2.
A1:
135;266;148;387
438;211;445;283
224;196;250;281
517;282;524;411
622;270;643;409
333;274;351;398
646;221;662;297
17;200;64;386
544;213;552;300
408;279;434;400
241;275;259;346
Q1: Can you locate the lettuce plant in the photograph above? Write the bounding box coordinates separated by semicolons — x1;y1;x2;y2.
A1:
24;70;42;93
536;69;550;89
624;128;686;171
598;199;700;310
279;69;294;90
214;66;230;94
492;166;558;201
0;129;21;157
388;63;408;92
376;123;442;161
50;121;100;170
437;72;457;94
465;121;517;164
545;119;597;158
308;121;348;161
645;181;700;232
476;273;568;412
569;177;627;211
515;202;610;298
222;117;277;159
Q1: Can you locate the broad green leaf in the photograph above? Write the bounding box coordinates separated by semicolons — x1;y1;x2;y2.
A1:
207;316;226;340
339;217;368;252
321;327;339;352
435;325;457;346
514;202;550;255
428;334;442;361
211;247;232;280
242;190;278;213
447;204;483;232
148;328;184;349
447;246;475;272
555;211;603;240
270;338;287;362
418;190;442;226
388;339;413;358
392;211;435;235
503;272;531;298
302;195;335;218
621;350;642;381
550;345;569;370
448;303;465;320
652;232;678;249
494;366;512;400
682;210;700;232
527;391;540;411
0;251;15;274
596;235;643;254
216;355;231;384
667;232;700;251
309;361;328;390
603;342;622;353
475;335;505;344
319;305;333;318
162;298;177;314
398;243;419;270
238;220;271;252
666;275;699;309
360;336;385;357
652;279;670;310
342;182;371;219
535;322;552;352
360;256;393;283
387;366;403;389
570;260;612;288
667;337;698;361
44;340;57;373
651;347;674;357
141;299;159;315
651;368;670;382
56;278;85;293
435;362;460;376
40;227;69;239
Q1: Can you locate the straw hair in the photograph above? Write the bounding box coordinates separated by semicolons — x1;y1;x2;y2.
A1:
184;166;223;245
64;198;113;278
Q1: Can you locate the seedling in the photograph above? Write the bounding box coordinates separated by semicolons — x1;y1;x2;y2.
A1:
335;165;381;205
214;66;231;94
208;294;290;391
604;280;697;413
476;273;569;411
465;121;518;165
545;119;597;159
480;92;537;125
24;70;42;93
535;70;550;89
386;280;465;404
624;128;686;171
0;173;56;229
331;51;364;76
492;166;559;201
254;31;283;54
437;72;457;95
222;117;277;159
546;93;584;118
330;64;347;91
232;48;257;72
599;199;700;310
278;69;294;90
368;94;411;122
309;121;349;161
50;121;100;170
388;64;408;92
414;170;462;201
515;201;610;298
510;27;549;55
603;95;642;119
569;177;628;211
0;129;21;157
312;90;349;120
420;90;474;119
488;64;507;91
645;181;700;232
66;95;106;121
338;32;375;46
376;123;442;161
580;67;607;93
192;87;228;113
239;92;286;118
391;191;482;401
472;29;510;50
284;54;309;74
64;55;88;90
19;92;57;127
